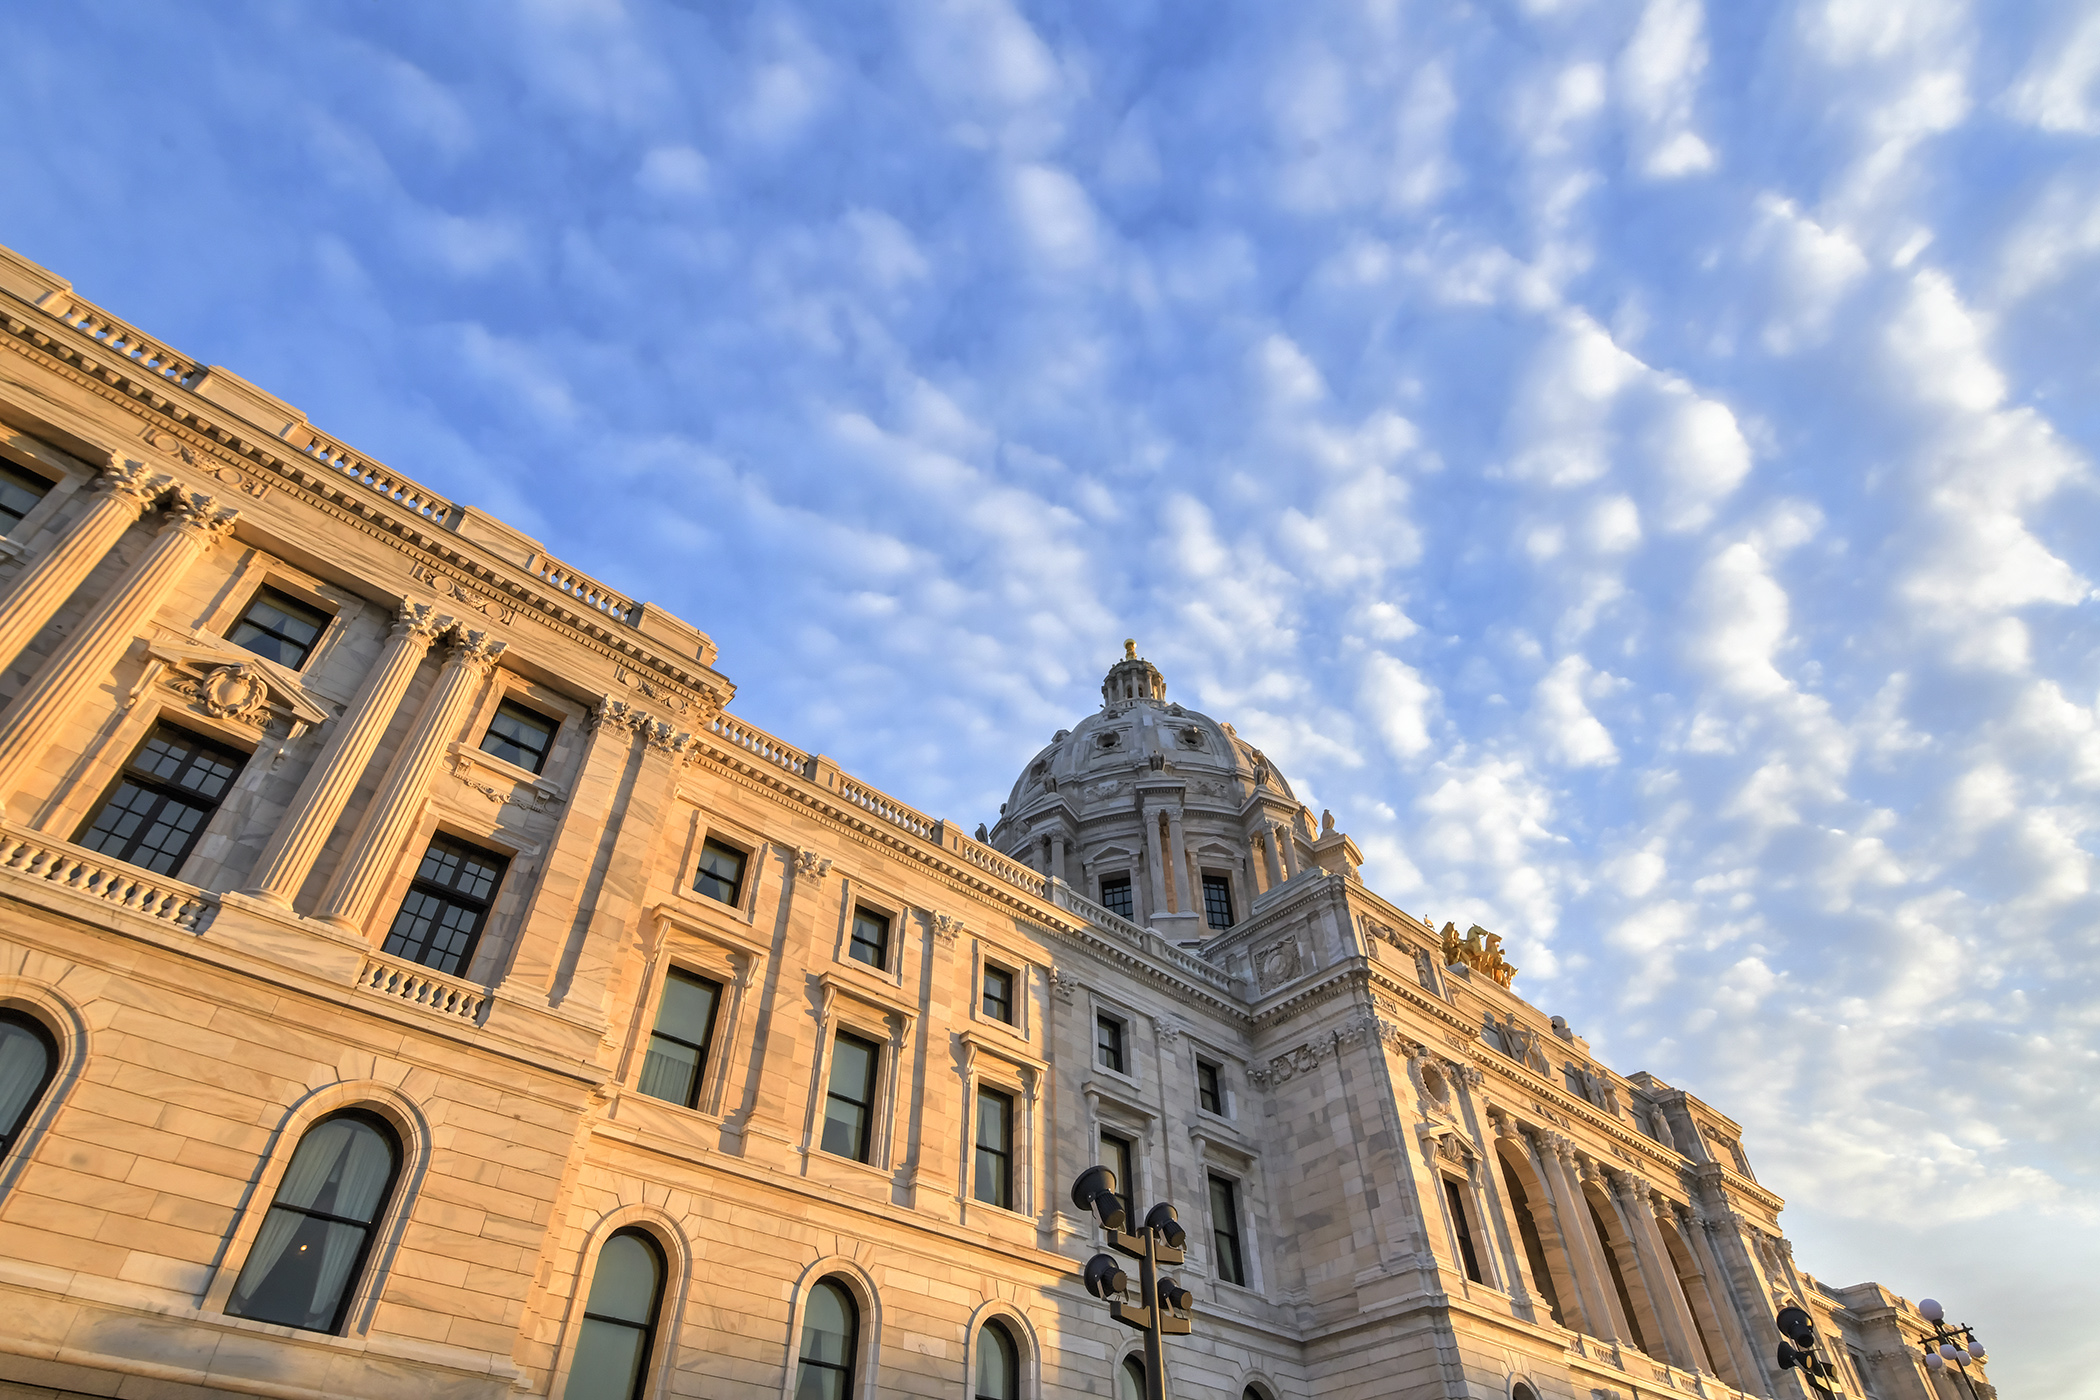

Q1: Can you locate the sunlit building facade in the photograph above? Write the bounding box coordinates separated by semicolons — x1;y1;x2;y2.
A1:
0;242;1987;1400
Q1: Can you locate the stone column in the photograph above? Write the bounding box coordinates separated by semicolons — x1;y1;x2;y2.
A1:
554;717;687;1019
1167;807;1194;912
0;459;170;675
1258;829;1283;889
0;491;239;805
314;626;506;935
1273;820;1302;879
242;602;443;909
497;700;645;999
1143;806;1172;915
1615;1174;1700;1370
1643;1194;1720;1375
1534;1136;1620;1344
1050;833;1068;886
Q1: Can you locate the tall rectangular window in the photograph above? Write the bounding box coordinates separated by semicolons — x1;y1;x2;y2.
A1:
1197;1060;1223;1115
1099;874;1133;921
638;968;723;1109
1095;1014;1125;1074
1563;1063;1587;1098
226;588;331;670
695;838;745;906
1444;1177;1484;1284
1101;1132;1134;1231
0;462;51;535
381;835;508;976
848;908;890;969
822;1031;879;1162
1201;873;1234;930
76;722;247;877
974;1086;1014;1209
981;964;1015;1024
480;699;557;774
1209;1174;1246;1286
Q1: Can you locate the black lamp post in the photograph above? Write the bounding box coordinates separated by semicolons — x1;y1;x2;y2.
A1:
1072;1166;1196;1400
1913;1298;1987;1400
1775;1304;1845;1399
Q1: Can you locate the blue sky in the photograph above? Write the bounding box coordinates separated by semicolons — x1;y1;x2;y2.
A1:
6;0;2097;1390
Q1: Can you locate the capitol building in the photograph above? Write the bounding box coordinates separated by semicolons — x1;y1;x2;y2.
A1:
0;241;1982;1400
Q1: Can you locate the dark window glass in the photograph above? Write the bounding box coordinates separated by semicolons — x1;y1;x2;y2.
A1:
821;1032;879;1162
480;700;556;774
695;839;745;906
76;723;248;877
226;588;331;670
0;462;51;535
1095;1014;1125;1074
638;968;723;1109
569;1229;665;1400
975;1319;1019;1400
1444;1177;1484;1283
226;1111;400;1334
0;1012;58;1156
1210;1174;1246;1286
1513;1386;1539;1400
795;1278;857;1400
1101;1133;1134;1233
1099;875;1133;921
975;1087;1013;1210
381;835;508;976
1245;1389;1269;1400
848;908;890;969
981;964;1014;1024
1201;873;1234;929
1118;1355;1147;1400
1197;1060;1223;1115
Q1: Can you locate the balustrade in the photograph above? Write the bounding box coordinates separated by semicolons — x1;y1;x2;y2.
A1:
47;298;200;386
702;711;810;776
525;552;634;624
0;824;214;929
356;951;486;1024
297;431;455;524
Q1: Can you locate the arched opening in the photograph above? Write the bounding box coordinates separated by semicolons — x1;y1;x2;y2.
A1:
1582;1186;1654;1354
225;1109;401;1334
796;1277;859;1400
568;1229;666;1400
1512;1383;1539;1400
975;1318;1019;1400
0;1010;59;1159
1117;1355;1147;1400
1658;1212;1741;1388
1495;1143;1571;1328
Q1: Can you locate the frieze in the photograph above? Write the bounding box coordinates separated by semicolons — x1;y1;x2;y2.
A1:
1246;1042;1325;1088
144;425;268;497
445;750;565;813
613;662;700;715
411;561;518;626
1254;937;1303;992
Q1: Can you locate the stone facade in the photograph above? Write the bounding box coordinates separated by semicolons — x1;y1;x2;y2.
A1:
0;240;1994;1400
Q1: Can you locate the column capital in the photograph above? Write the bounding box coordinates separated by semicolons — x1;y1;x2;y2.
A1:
390;600;443;642
442;624;507;673
94;457;174;508
167;490;241;541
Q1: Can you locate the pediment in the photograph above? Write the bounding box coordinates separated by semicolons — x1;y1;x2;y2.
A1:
143;635;331;733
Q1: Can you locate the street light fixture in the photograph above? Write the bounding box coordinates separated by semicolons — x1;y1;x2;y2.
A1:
1914;1298;1987;1400
1774;1305;1845;1399
1072;1168;1196;1400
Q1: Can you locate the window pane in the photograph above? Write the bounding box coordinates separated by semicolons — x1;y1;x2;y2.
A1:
1100;876;1133;920
226;1113;399;1334
1103;1134;1134;1229
848;909;889;968
654;969;721;1047
75;724;247;877
1202;874;1234;929
975;1089;1012;1209
982;965;1013;1023
1198;1061;1221;1114
638;1038;702;1107
482;700;556;773
640;969;721;1108
796;1278;857;1400
1210;1174;1245;1286
1119;1356;1147;1400
823;1035;877;1160
0;1014;56;1149
1096;1015;1123;1072
584;1233;663;1325
384;836;507;975
0;462;49;533
227;588;330;669
976;1321;1018;1400
697;840;745;905
569;1317;650;1400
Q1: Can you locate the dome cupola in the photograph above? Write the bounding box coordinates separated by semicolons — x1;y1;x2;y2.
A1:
1101;639;1166;708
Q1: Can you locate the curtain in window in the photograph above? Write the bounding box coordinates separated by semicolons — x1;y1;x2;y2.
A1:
230;1114;398;1331
0;1021;51;1139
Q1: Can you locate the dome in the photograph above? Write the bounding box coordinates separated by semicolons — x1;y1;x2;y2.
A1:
987;642;1327;940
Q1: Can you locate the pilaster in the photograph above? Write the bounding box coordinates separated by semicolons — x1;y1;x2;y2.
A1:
0;456;169;675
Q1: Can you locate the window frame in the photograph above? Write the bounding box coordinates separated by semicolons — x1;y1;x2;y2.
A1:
0;457;55;538
846;904;892;972
380;831;511;977
973;1316;1021;1400
1200;871;1235;930
973;1084;1015;1211
1099;1130;1137;1234
224;584;335;672
478;696;560;776
1443;1174;1486;1284
821;1027;883;1164
1208;1172;1248;1287
0;1009;60;1161
1196;1058;1224;1117
222;1108;403;1336
636;965;725;1112
1097;871;1135;922
1094;1012;1127;1076
73;719;252;879
693;835;750;910
980;961;1016;1025
794;1276;861;1400
571;1227;666;1400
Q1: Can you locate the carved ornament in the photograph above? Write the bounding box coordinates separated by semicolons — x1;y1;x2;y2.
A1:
932;913;964;945
1246;1042;1324;1088
410;561;517;625
169;663;272;727
1254;938;1303;992
796;849;834;880
168;490;240;541
1439;920;1517;988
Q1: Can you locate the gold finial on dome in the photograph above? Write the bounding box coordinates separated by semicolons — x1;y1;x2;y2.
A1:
1124;638;1137;660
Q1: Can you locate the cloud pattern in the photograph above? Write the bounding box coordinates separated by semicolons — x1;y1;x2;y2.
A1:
4;0;2097;1389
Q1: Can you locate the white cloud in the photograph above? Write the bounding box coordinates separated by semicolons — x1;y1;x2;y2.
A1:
2004;9;2100;134
1533;654;1620;766
1361;652;1437;760
1618;0;1717;178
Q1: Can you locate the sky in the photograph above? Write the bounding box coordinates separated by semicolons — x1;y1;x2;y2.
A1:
4;0;2097;1391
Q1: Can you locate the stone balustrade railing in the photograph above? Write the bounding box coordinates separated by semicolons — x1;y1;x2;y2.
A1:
43;296;201;387
293;428;457;526
0;823;215;929
525;551;635;625
355;950;487;1024
702;711;811;778
949;831;1049;898
833;772;937;841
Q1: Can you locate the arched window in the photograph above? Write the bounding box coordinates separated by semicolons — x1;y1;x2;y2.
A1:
795;1278;858;1400
0;1010;58;1157
225;1110;400;1333
1513;1384;1539;1400
1118;1355;1147;1400
975;1318;1018;1400
1243;1388;1271;1400
569;1229;666;1400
